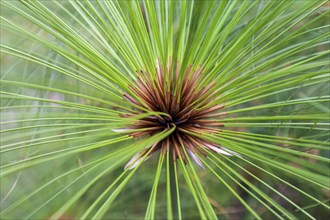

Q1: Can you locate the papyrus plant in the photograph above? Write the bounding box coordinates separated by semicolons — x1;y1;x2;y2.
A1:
1;1;329;219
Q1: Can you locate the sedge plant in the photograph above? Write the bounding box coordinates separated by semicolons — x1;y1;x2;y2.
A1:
1;0;329;219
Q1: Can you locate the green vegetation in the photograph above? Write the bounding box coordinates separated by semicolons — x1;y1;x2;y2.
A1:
1;1;329;219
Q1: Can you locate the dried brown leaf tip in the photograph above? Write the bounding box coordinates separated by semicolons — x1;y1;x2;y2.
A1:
119;60;236;169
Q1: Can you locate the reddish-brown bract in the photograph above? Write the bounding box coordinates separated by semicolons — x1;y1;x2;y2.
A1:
122;62;227;167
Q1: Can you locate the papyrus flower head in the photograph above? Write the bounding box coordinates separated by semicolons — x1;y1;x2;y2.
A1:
119;60;236;169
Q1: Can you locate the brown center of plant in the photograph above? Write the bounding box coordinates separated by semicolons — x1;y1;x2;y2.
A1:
122;61;230;169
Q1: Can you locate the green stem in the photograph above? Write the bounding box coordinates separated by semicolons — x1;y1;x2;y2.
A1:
169;150;178;219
